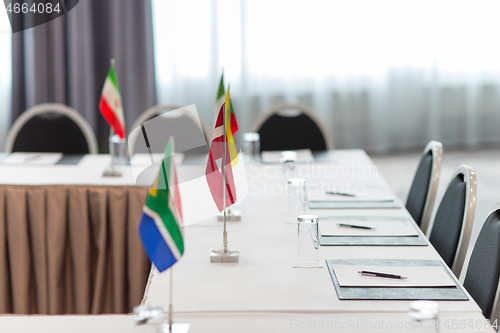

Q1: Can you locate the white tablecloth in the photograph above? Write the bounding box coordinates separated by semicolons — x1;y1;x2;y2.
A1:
0;155;137;186
0;150;493;332
0;312;495;333
143;150;485;316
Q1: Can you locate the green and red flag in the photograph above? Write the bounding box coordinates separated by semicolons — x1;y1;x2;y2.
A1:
215;71;239;135
99;60;126;139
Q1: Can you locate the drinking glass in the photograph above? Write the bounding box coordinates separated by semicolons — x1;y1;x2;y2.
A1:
409;301;439;333
109;134;128;165
242;132;260;162
285;178;306;223
293;214;322;268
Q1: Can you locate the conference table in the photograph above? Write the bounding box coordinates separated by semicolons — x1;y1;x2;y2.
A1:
0;150;495;332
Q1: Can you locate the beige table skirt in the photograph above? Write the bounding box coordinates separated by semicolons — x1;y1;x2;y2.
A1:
0;185;150;315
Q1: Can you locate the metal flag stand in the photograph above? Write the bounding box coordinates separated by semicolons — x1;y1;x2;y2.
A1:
210;102;240;263
133;129;190;333
217;206;242;221
216;90;241;222
166;269;190;333
102;58;122;177
103;126;122;177
134;263;190;332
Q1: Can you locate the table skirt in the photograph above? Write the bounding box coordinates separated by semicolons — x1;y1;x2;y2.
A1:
0;185;150;315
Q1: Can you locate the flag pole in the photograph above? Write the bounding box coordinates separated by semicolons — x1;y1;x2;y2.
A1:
110;126;116;174
168;268;173;332
210;86;239;263
222;102;228;253
225;87;230;221
110;57;116;176
103;58;122;177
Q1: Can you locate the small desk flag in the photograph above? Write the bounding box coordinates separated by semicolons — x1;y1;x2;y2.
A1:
229;98;239;135
215;72;239;135
138;138;184;272
99;60;126;139
205;97;237;212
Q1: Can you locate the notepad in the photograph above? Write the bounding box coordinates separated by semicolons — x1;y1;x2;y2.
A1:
2;152;63;165
308;184;394;202
261;149;313;163
320;219;418;237
332;265;457;288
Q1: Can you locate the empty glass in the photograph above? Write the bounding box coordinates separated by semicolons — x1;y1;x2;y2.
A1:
134;305;165;332
285;178;306;223
293;215;322;268
409;301;439;333
280;151;297;164
242;132;261;162
109;133;128;165
282;160;296;180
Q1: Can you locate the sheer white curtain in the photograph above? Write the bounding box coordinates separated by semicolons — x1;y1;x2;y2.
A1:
0;12;12;150
152;0;500;153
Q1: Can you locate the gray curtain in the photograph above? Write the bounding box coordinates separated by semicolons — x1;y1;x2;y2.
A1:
12;0;157;152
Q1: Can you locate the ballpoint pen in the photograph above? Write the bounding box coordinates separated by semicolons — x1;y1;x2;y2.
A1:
358;270;407;279
326;191;356;197
337;223;374;230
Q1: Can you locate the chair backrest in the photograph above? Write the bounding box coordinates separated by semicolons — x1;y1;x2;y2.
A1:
462;203;500;321
251;103;333;152
4;103;98;154
129;104;210;156
405;141;443;233
428;165;476;277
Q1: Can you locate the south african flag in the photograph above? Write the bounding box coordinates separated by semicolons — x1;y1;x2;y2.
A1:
138;138;184;272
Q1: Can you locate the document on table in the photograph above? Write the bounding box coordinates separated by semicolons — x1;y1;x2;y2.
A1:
320;219;418;237
2;152;63;165
261;149;313;163
332;265;456;288
308;184;394;202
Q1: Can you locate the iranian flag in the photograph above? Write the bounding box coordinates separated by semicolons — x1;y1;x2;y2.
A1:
99;60;126;139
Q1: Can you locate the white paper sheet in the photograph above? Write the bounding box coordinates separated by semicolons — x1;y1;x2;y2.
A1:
308;184;394;202
261;149;313;163
332;265;456;287
2;152;63;165
320;219;418;237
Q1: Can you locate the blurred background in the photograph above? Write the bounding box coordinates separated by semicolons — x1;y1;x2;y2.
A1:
1;0;499;246
1;0;500;154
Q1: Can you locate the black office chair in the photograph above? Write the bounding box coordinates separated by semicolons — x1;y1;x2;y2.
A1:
251;104;333;152
428;165;476;277
128;104;210;156
405;141;442;233
462;204;500;321
4;103;98;154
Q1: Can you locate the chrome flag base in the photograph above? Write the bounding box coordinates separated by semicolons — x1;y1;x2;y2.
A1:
103;168;122;177
162;323;190;333
217;209;241;221
210;248;240;263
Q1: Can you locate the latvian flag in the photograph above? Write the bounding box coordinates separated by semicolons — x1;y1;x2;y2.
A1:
99;60;126;139
205;99;238;212
138;138;184;272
